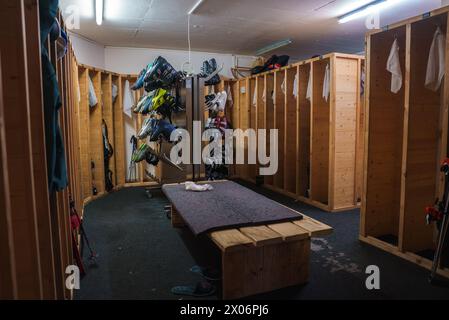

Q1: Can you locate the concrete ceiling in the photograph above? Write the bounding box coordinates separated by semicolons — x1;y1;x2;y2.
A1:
60;0;443;60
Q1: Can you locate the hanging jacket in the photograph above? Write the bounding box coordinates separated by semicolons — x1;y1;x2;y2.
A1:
40;0;68;192
425;27;446;92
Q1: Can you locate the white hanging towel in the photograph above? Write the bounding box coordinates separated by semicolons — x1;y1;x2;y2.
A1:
77;78;81;103
306;73;312;101
262;84;266;103
252;84;257;107
88;76;98;107
226;84;233;107
323;64;330;102
425;27;446;92
123;80;134;118
386;39;403;94
293;74;299;99
281;78;286;95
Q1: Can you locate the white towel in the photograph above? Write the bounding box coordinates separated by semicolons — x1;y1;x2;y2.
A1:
293;74;299;99
262;85;266;103
361;69;366;96
323;63;330;102
306;72;312;101
252;84;257;107
281;78;286;95
88;76;98;107
425;27;446;92
386;39;402;94
226;84;233;107
123;80;134;117
112;83;118;102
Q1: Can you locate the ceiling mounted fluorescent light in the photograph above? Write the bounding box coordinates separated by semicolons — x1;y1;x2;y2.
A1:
256;39;292;56
96;0;104;25
338;0;402;24
188;0;206;15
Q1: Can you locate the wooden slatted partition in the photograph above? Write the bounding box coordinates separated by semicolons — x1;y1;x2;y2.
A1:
0;3;87;299
361;6;449;278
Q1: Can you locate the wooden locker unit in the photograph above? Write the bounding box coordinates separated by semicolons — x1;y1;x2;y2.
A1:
112;75;126;186
297;63;312;199
361;6;449;278
311;58;330;207
274;70;285;190
248;77;258;182
284;66;298;196
101;73;115;185
233;53;363;212
89;70;106;195
264;73;275;186
238;78;250;180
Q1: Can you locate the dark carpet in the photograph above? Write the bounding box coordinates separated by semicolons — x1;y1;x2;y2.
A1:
75;181;449;300
162;180;303;235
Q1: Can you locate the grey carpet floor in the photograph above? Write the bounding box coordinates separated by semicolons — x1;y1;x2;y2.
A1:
75;181;449;300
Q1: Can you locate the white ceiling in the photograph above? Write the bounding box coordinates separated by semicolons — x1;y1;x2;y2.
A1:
60;0;444;60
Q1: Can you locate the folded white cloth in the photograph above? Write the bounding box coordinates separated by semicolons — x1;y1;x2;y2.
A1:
293;74;299;99
386;39;402;94
185;181;214;192
306;72;312;101
88;76;98;107
123;80;134;117
323;63;330;102
425;27;446;92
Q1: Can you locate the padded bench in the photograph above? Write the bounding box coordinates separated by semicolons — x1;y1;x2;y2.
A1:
164;181;333;299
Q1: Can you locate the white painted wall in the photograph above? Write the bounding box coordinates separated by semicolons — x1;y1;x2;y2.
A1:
104;46;255;77
69;32;106;69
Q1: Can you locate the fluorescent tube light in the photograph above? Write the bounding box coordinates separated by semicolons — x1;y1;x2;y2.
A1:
96;0;104;25
256;39;292;56
338;0;403;24
188;0;205;15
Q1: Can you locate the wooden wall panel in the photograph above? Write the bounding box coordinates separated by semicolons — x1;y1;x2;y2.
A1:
332;57;358;210
78;68;91;199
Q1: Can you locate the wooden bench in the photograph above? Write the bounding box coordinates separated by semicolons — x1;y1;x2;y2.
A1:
170;206;332;299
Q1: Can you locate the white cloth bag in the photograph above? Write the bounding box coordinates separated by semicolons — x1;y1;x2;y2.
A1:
425;27;446;92
386;39;403;94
